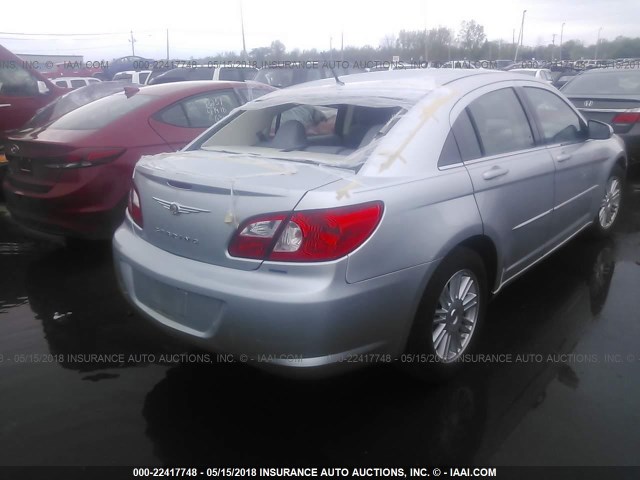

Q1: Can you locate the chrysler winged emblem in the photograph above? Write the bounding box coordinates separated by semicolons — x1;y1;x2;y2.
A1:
153;197;210;215
583;100;594;107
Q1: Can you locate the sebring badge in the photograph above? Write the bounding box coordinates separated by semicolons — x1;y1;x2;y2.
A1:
583;100;594;107
152;197;210;215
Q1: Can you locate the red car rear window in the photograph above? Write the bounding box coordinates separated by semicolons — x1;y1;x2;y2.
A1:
50;92;153;130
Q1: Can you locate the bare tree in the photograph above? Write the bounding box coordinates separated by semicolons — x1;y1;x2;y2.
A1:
457;20;486;53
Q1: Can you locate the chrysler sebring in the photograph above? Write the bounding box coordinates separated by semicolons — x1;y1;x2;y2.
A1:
113;69;626;377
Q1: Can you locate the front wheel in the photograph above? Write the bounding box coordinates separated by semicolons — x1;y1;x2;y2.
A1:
591;166;625;238
403;247;488;380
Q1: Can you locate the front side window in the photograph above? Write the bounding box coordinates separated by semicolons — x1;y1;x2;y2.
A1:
70;79;86;89
467;88;535;156
524;87;585;144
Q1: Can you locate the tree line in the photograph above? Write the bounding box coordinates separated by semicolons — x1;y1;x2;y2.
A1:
199;21;640;64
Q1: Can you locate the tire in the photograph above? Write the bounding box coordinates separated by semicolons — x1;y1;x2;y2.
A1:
591;165;625;238
403;247;488;380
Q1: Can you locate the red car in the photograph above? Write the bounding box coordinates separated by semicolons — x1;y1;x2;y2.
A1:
2;81;274;239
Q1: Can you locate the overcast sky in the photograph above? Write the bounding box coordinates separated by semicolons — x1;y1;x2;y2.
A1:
1;0;637;60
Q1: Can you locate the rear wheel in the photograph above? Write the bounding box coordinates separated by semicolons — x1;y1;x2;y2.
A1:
592;166;625;238
404;247;487;380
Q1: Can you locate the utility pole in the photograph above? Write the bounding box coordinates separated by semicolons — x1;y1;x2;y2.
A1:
129;30;136;56
166;29;169;61
341;31;344;61
595;26;603;60
552;33;556;61
559;22;565;62
514;9;526;62
240;0;247;60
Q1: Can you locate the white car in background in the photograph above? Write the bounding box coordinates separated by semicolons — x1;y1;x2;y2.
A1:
52;77;102;89
112;70;153;85
511;68;554;85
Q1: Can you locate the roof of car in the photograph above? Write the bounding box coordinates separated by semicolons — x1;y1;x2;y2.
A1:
243;69;527;110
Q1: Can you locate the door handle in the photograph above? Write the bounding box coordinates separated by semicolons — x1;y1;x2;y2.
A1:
556;153;572;162
482;166;509;180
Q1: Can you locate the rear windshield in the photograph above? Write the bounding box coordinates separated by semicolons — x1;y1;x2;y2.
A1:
49;92;153;130
562;71;640;95
195;102;403;165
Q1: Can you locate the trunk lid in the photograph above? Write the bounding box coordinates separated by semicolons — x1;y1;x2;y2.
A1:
4;135;82;193
134;149;346;270
567;95;640;125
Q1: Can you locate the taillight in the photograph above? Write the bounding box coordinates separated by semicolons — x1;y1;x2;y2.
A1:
228;202;384;262
128;185;143;228
45;147;125;169
611;112;640;125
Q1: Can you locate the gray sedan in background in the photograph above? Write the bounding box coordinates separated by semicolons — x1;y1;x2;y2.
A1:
113;69;626;378
561;68;640;167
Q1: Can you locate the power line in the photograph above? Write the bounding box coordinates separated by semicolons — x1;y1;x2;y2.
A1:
0;31;129;36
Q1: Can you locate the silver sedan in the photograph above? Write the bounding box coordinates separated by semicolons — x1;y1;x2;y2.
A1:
113;69;627;378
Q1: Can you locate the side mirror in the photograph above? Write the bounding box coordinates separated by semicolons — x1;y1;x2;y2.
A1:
37;80;50;95
588;119;613;140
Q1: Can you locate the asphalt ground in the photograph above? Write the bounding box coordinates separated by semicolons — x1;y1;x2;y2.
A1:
0;172;639;468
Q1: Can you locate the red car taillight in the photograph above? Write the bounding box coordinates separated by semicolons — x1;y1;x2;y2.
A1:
44;147;125;169
611;112;640;125
128;185;143;228
228;202;384;262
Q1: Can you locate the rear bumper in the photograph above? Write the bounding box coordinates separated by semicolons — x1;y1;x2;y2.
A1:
2;168;128;239
113;219;434;377
3;185;126;239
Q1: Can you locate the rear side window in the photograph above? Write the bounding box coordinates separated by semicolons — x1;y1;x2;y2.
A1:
467;88;534;156
50;92;153;130
55;80;67;88
70;79;86;88
181;90;240;128
524;87;586;144
0;63;39;96
157;104;189;127
451;110;482;161
438;131;462;167
139;72;150;84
